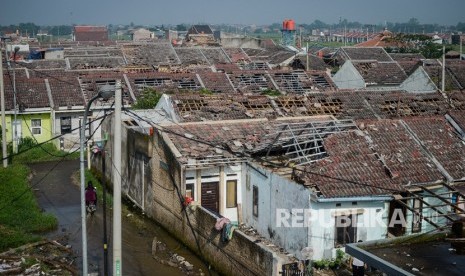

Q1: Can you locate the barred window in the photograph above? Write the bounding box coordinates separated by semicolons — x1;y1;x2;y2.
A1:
31;119;42;135
61;117;72;134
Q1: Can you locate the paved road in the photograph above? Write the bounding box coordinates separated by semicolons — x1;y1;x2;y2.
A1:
30;160;208;276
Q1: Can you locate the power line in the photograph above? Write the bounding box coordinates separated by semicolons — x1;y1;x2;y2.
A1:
1;111;110;162
123;108;407;195
0;111;111;212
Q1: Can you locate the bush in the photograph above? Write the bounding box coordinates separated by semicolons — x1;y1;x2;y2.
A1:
261;89;281;96
18;137;37;152
133;87;162;109
313;249;345;270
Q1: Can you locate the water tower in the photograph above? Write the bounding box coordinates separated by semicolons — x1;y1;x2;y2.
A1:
281;19;296;46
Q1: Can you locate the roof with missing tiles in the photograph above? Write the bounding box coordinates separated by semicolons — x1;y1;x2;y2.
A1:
338;47;393;62
403;116;465;180
448;110;465;131
160;113;465;198
294;116;464;198
352;61;408;86
159;90;454;124
170;93;278;122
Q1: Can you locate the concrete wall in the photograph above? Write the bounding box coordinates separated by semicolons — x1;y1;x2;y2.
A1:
147;131;285;275
332;61;365;89
98;123;286;275
8;112;53;144
185;164;242;223
241;164;392;261
221;37;261;49
310;200;388;260
52;111;81;149
132;29;154;41
404;187;450;235
243;164;312;260
45;50;64;59
400;66;438;93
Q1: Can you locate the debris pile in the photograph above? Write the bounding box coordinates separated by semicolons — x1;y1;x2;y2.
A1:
0;240;77;275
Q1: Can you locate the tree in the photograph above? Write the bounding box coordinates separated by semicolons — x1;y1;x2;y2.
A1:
176;24;187;31
18;22;40;36
420;43;451;59
49;25;72;36
310;20;328;30
457;22;465;32
132;88;162;109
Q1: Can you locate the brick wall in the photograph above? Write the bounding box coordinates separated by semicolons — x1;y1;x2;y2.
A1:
146;129;284;275
99;120;287;275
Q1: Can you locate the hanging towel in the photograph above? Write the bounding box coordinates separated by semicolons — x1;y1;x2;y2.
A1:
215;217;231;231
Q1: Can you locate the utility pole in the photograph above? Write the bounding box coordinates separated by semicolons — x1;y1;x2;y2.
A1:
442;46;446;92
113;80;122;276
460;37;463;59
344;25;347;47
11;46;19;154
102;109;109;276
0;49;7;167
306;42;309;71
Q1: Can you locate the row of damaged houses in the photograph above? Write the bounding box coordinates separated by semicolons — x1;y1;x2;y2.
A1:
2;40;465;274
103;90;465;261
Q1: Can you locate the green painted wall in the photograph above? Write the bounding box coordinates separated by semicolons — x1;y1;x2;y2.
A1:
1;112;52;144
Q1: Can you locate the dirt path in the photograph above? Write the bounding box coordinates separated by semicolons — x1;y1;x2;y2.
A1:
30;160;211;276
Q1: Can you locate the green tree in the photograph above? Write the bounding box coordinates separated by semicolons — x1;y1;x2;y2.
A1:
176;24;187;31
18;22;40;36
310;20;328;30
420;43;451;59
49;25;72;36
132;87;162;109
457;22;465;32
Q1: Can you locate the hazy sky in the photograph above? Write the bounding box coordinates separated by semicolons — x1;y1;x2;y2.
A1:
1;0;464;26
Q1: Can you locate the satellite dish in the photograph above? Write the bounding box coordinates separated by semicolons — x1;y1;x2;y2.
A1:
301;247;313;260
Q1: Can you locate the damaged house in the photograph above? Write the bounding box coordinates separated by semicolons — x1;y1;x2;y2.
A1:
5;39;465;275
101;85;465;269
332;47;437;93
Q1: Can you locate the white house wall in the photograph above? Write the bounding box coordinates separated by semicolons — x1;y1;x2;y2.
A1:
310;200;388;260
332;61;365;89
404;187;450;235
185;164;242;222
243;164;312;260
54;111;82;149
400;66;438;93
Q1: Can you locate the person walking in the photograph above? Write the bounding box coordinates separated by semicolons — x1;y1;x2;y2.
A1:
85;181;97;208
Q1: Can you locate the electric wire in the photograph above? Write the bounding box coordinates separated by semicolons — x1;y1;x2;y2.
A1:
1;113;109;162
123;108;408;194
5;51;459;272
0;111;112;212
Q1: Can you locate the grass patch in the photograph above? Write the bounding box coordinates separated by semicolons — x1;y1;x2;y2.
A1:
0;164;57;251
12;141;80;164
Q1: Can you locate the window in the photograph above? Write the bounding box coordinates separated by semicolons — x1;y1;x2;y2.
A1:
335;214;357;246
253;185;258;217
60;117;72;134
412;198;422;233
186;183;195;200
226;180;237;208
31;119;42;135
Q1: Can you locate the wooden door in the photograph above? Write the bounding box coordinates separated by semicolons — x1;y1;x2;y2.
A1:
201;182;219;213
